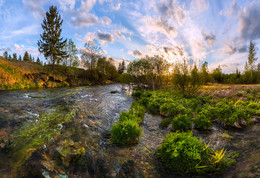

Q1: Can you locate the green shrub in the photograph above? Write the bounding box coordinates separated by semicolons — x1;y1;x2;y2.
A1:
156;132;232;174
235;100;248;107
214;100;253;127
247;102;260;110
118;111;142;124
159;118;172;129
193;114;212;130
160;102;185;117
132;90;143;97
129;101;146;119
236;93;243;97
140;91;152;98
172;114;192;131
110;120;142;145
147;98;171;114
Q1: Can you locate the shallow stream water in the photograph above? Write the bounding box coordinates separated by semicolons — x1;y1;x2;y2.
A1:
0;84;259;177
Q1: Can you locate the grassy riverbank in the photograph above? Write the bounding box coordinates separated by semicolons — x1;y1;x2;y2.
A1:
0;57;118;90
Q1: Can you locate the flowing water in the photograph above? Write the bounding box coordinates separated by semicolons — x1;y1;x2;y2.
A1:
0;84;259;177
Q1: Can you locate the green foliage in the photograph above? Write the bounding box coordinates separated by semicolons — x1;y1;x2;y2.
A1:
111;101;146;145
213;100;254;127
63;39;79;67
23;51;30;62
110;120;142;145
159;118;172;129
118;111;142;124
156;132;232;174
193;114;213;130
172;62;201;96
159;102;185;117
129;101;146;119
110;90;118;94
127;56;170;89
172;114;192;131
132;90;143;98
147;98;171;114
212;65;224;83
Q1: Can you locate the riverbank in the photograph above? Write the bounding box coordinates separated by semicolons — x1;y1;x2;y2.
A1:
0;57;117;90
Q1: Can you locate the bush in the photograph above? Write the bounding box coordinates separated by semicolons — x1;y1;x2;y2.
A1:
129;101;146;119
159;118;172;129
110;120;142;145
160;102;185;117
247;102;260;110
132;90;143;97
172;114;192;131
214;100;253;128
118;111;142;124
147;98;171;114
156;132;231;174
193;114;212;130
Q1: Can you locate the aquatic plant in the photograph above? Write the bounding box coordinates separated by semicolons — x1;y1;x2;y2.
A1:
155;132;233;174
110;90;119;94
111;101;146;145
147;98;171;114
132;90;143;97
159;102;185;117
129;101;146;119
110;120;142;145
193;114;213;130
11;107;77;170
159;118;172;129
118;111;142;124
172;114;192;132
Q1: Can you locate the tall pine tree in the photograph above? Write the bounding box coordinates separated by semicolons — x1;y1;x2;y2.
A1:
38;6;67;71
23;51;30;61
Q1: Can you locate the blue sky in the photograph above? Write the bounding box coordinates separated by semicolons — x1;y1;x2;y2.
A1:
0;0;260;73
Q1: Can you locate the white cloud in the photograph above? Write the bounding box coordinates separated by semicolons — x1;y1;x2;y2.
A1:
57;0;76;11
191;0;209;12
102;16;112;25
154;0;186;25
70;0;99;27
14;44;24;53
22;0;47;19
220;0;240;17
112;3;121;11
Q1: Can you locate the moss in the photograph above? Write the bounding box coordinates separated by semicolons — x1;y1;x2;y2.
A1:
11;107;78;170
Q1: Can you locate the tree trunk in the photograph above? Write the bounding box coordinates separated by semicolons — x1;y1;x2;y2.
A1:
52;56;55;71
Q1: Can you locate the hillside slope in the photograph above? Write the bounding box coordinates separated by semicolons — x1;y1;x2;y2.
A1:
0;57;89;90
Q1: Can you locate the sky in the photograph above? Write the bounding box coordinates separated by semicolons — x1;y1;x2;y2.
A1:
0;0;260;73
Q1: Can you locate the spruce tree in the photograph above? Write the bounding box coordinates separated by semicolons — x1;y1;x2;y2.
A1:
29;54;32;62
38;5;67;71
36;57;41;65
23;51;30;61
8;55;12;60
248;41;258;71
18;55;22;61
13;53;17;61
3;51;8;60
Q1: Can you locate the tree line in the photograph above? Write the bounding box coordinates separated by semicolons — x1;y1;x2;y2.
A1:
2;50;42;64
120;41;260;96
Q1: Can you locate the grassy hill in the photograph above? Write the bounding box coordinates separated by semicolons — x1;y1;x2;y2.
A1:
0;57;90;90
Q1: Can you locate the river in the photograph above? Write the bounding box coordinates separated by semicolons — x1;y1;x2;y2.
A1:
0;84;259;177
